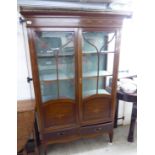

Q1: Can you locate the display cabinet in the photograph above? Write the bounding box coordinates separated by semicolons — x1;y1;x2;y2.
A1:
20;1;131;154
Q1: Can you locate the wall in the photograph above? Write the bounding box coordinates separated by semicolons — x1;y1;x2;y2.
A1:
118;18;137;125
17;13;34;100
17;13;135;125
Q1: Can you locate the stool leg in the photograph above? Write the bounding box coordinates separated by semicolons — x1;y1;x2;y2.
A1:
128;102;137;142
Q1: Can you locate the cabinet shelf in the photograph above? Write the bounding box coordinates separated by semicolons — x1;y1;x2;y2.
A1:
37;52;74;58
83;89;110;97
37;50;114;58
40;70;112;83
39;66;56;71
83;51;115;54
39;64;74;71
40;73;74;83
83;70;112;78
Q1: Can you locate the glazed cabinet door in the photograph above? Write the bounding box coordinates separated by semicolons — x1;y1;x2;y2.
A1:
81;29;117;125
30;28;78;131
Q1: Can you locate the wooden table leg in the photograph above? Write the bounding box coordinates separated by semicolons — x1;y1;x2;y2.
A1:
128;102;137;142
114;98;119;128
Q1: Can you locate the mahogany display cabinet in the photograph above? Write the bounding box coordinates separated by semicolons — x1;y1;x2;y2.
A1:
20;1;132;154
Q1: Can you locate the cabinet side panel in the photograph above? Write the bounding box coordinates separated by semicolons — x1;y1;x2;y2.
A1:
27;28;44;133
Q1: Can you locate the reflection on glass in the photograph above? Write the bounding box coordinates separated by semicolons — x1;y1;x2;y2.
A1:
34;31;75;102
82;31;115;97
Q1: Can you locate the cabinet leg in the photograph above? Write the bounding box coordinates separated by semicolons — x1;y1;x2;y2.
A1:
128;102;137;142
34;118;40;146
23;149;27;155
33;127;40;155
114;98;119;128
109;132;113;143
42;144;47;155
35;147;40;155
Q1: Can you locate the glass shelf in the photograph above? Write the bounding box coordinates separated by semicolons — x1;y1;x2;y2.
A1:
83;70;112;78
37;50;114;58
40;70;112;82
83;50;115;54
83;89;110;97
37;52;74;58
39;65;56;71
40;73;74;82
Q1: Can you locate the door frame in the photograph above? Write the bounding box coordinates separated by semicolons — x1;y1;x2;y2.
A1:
78;27;120;124
27;27;80;133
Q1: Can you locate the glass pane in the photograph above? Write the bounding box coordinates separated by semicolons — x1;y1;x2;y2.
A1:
59;80;75;99
41;81;58;102
82;31;116;53
82;31;115;97
59;54;75;99
83;77;111;98
98;76;112;94
34;31;75;102
83;78;97;97
83;54;112;76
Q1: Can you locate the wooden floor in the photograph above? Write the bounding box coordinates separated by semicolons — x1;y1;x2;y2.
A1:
38;125;137;155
